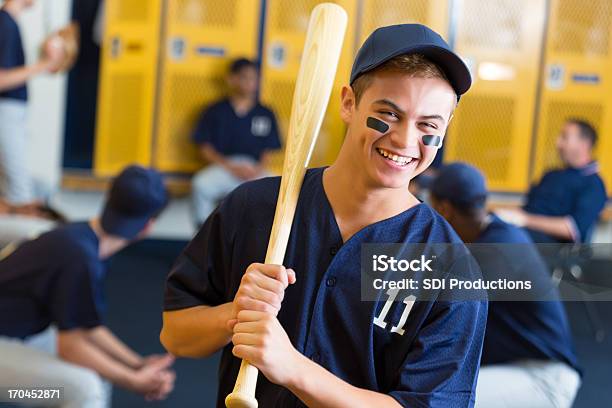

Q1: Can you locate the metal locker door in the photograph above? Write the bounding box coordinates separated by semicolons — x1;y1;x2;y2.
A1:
94;0;163;176
358;0;449;43
445;0;547;192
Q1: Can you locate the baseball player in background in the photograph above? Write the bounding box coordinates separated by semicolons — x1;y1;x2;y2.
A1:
430;162;581;408
0;0;63;204
0;166;175;407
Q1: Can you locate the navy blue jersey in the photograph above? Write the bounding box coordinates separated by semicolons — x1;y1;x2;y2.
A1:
0;9;27;101
192;98;281;161
165;167;487;407
524;162;607;243
0;222;105;338
475;214;580;373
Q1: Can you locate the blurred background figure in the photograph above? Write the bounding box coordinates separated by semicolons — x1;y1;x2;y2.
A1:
0;166;175;407
0;197;65;248
497;119;607;243
430;162;581;408
191;57;281;225
0;0;63;204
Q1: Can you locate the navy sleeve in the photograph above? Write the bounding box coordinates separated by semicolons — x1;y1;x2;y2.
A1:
191;105;219;146
0;17;19;69
569;179;607;242
265;110;282;150
164;187;245;310
48;261;102;331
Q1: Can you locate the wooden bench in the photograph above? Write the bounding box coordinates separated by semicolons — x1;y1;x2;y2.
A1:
487;195;612;222
62;171;192;197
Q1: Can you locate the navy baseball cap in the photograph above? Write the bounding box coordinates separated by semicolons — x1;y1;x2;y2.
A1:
430;162;488;207
351;24;472;98
229;57;257;74
101;166;169;239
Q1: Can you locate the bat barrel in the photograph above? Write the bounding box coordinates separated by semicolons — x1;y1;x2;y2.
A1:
225;3;347;407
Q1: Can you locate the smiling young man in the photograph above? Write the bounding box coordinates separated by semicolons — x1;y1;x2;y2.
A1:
162;24;487;407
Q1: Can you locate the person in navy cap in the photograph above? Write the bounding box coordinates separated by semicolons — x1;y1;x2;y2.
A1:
0;166;175;407
162;24;487;407
191;57;282;225
497;119;607;243
430;162;581;408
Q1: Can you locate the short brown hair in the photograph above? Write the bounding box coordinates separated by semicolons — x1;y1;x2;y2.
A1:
566;118;598;147
351;54;453;105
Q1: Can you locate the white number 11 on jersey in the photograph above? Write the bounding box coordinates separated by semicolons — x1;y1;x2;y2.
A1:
373;288;416;336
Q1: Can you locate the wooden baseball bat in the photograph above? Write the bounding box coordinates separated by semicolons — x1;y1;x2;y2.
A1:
225;3;347;408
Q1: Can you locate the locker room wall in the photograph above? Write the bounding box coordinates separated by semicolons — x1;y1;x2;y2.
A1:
91;0;611;195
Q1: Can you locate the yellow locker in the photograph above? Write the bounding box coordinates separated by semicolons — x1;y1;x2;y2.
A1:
358;0;449;43
153;0;261;173
445;0;547;192
260;0;358;172
532;0;612;192
94;0;163;176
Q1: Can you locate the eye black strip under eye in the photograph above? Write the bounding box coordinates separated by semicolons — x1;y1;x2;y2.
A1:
422;135;442;147
367;117;389;134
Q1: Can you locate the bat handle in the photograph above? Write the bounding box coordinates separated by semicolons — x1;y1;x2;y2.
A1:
225;360;259;408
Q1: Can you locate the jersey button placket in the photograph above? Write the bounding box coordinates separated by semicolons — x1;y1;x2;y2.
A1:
326;277;336;287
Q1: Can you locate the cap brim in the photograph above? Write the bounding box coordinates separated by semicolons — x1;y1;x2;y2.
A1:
353;44;472;96
100;208;149;240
